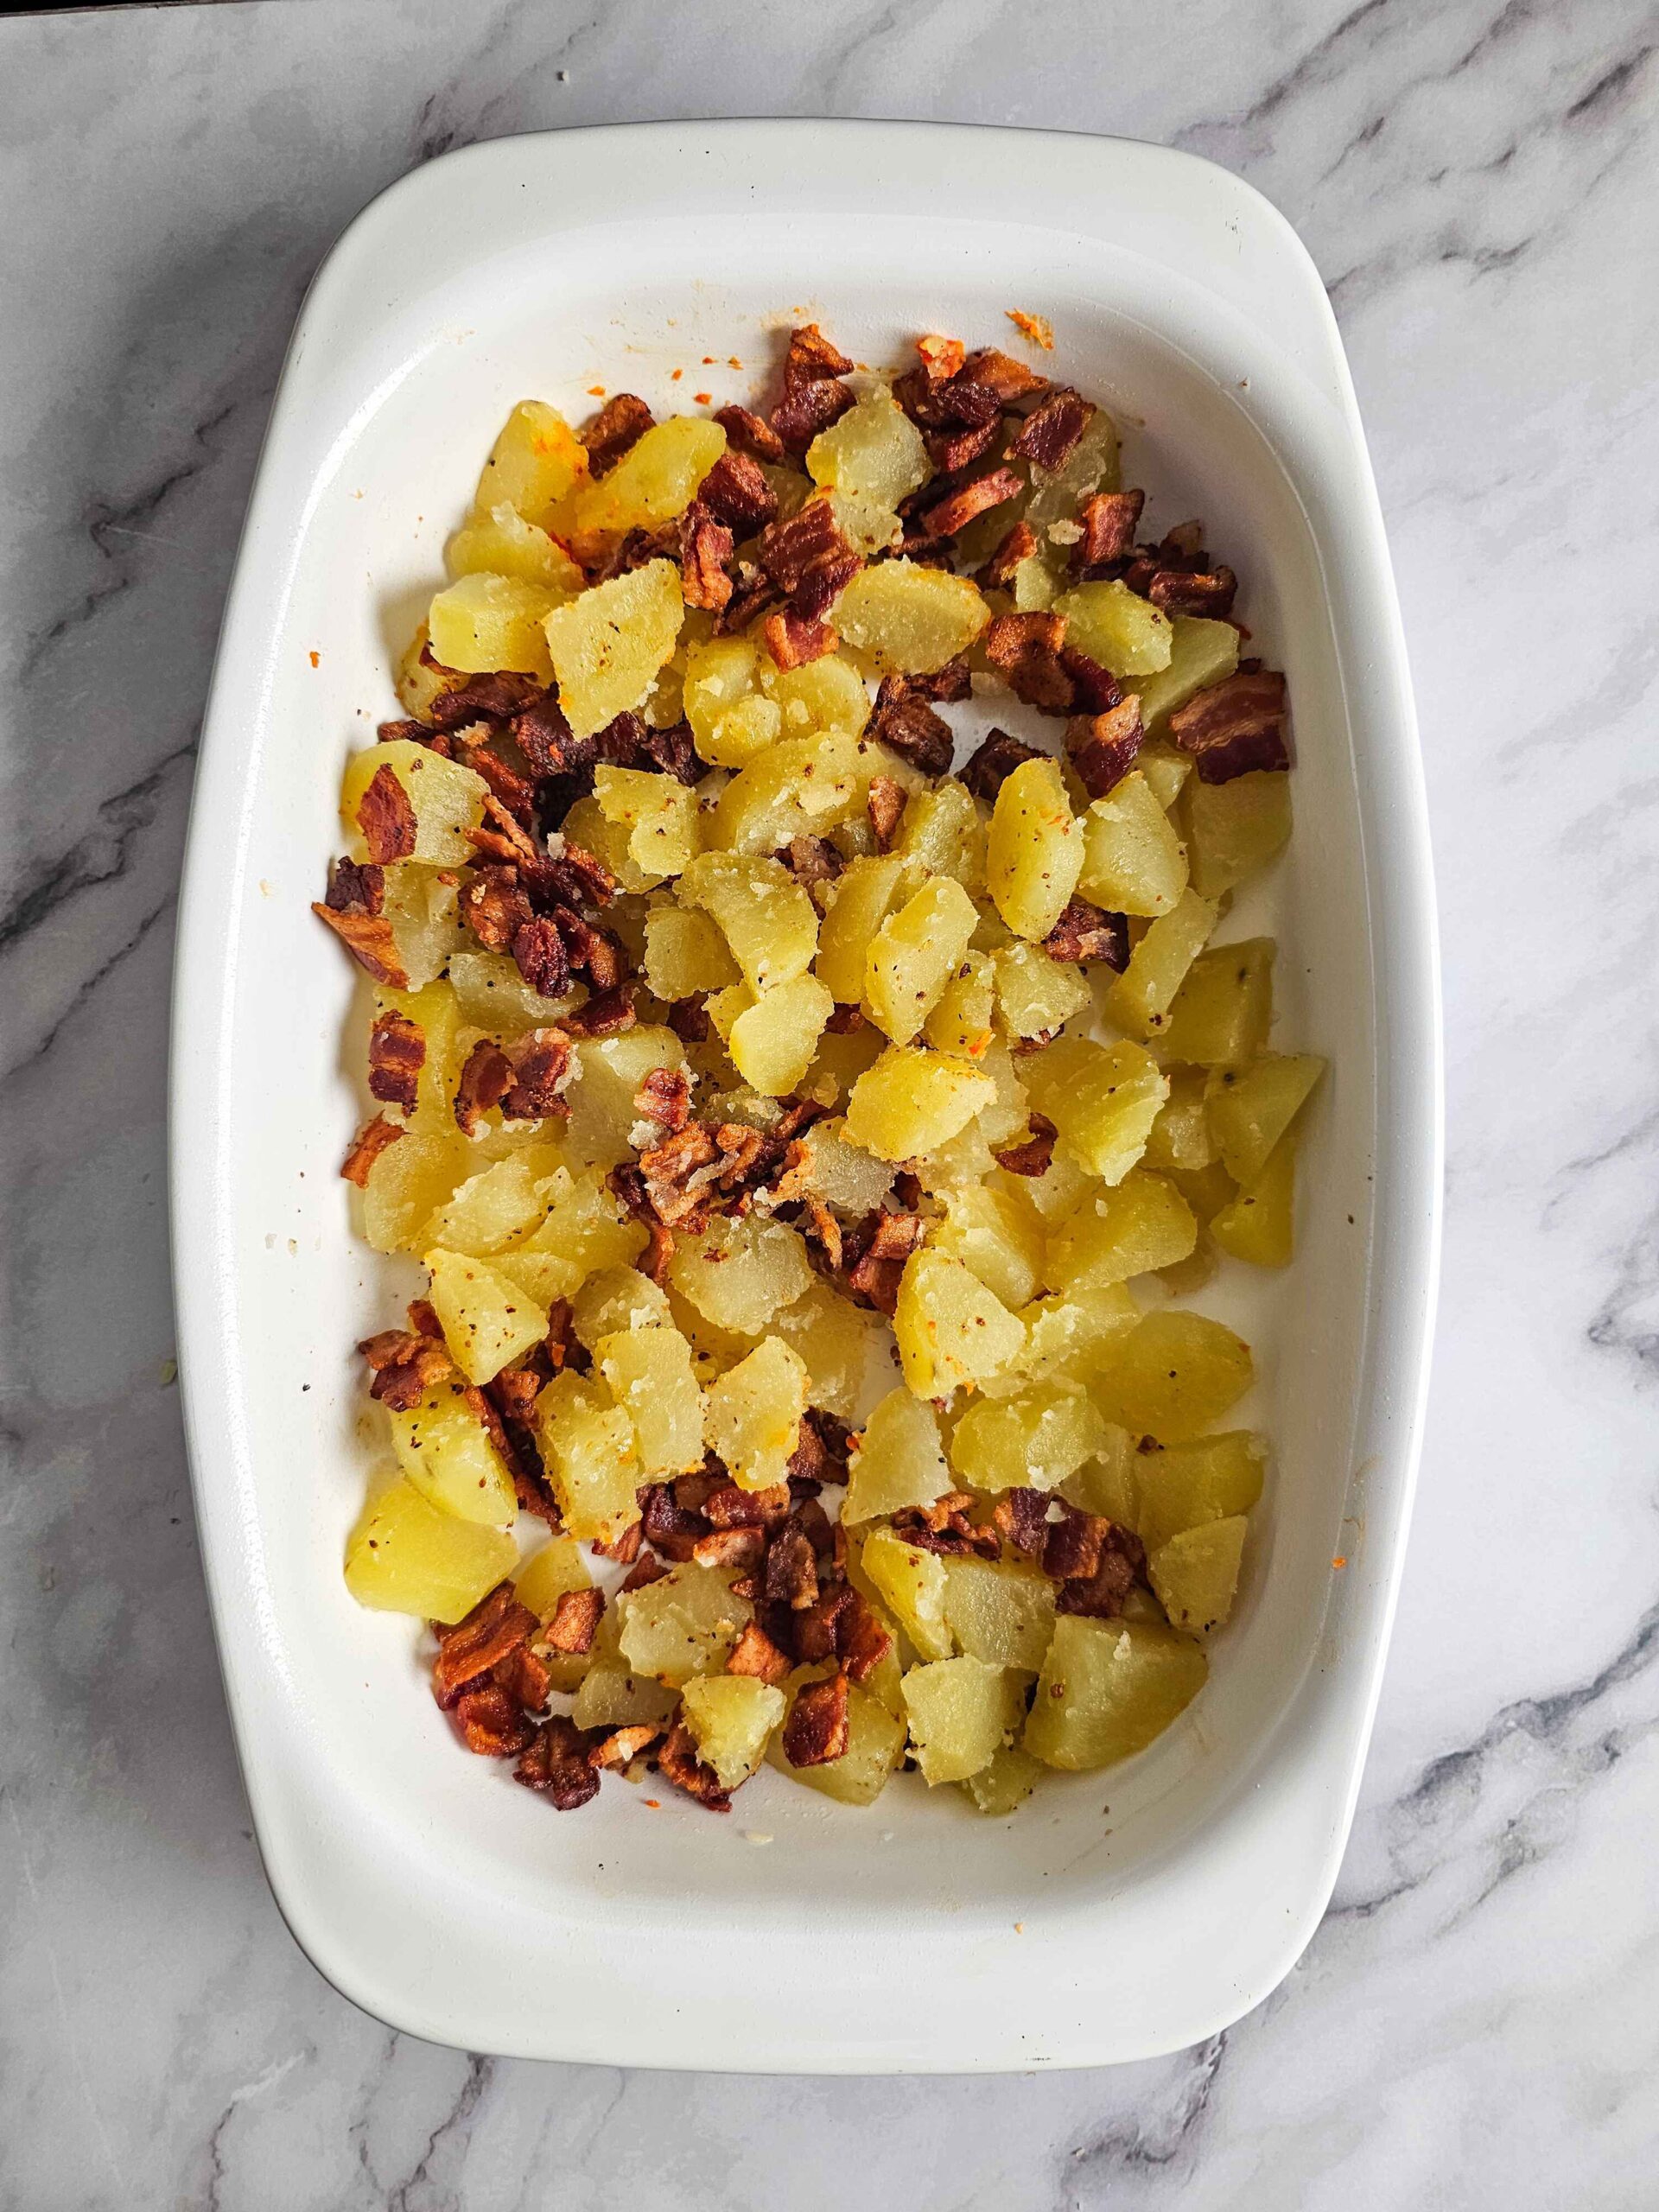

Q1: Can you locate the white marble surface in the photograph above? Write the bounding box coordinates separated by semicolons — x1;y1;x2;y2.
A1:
3;0;1656;2202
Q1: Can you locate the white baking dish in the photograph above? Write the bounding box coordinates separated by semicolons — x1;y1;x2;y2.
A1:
170;120;1440;2071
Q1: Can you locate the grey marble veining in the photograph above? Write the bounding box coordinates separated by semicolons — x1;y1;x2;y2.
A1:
3;1;1658;2204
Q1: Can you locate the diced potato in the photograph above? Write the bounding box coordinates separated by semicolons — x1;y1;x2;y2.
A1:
961;1741;1045;1815
993;941;1091;1040
1149;1516;1248;1634
1107;888;1221;1039
860;1527;955;1662
683;634;770;764
942;1557;1056;1670
843;1389;950;1523
816;854;906;1003
1078;771;1190;917
679;852;819;993
768;1672;906;1804
389;1378;518;1525
844;1046;995;1162
1181;771;1293;897
824;488;905;556
470;400;586;530
534;1370;641;1542
912;1121;998;1197
1211;1128;1298;1267
1128;615;1241;733
1001;1147;1092;1224
1092;1311;1255;1442
571;1658;676;1731
1054;580;1173;677
1165;1159;1238;1229
1046;1172;1198;1293
563;1026;686;1169
865;875;980;1045
709;728;865;856
892;1249;1025;1399
426;1247;548;1383
759;649;872;740
566;416;727;553
1021;1035;1169;1184
394;623;453;724
1058;1425;1140;1524
680;1674;786;1789
1143;1070;1217;1174
726;971;835;1096
1205;1053;1325;1183
791;1118;892;1216
427;571;558;679
1135;1431;1264;1549
705;1336;809;1491
341;740;491;868
950;1381;1108;1494
903;1657;1026;1784
808;388;931;507
380;864;463;991
593;765;702;880
494;1165;644;1303
986;756;1084;941
422;1155;550;1257
932;1183;1045;1312
366;977;462;1136
448;947;570;1034
514;1533;591;1619
344;1478;517;1623
542;558;684;738
597;1322;706;1476
1025;1615;1207;1770
572;1263;673;1350
985;1284;1139;1398
832;560;990;676
893;781;984;898
772;1283;881;1421
618;1562;752;1687
667;1211;813;1338
1158;938;1275;1068
1024;408;1121;535
1136;742;1192;813
359;1130;472;1255
446;500;585;595
644;903;740;1000
925;950;997;1059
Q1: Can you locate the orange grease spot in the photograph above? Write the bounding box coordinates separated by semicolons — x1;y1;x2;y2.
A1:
1332;1555;1348;1570
308;651;320;669
587;385;606;397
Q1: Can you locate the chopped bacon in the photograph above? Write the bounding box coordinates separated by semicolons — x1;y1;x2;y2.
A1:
769;323;856;455
788;1408;853;1487
620;1551;666;1592
701;1478;790;1529
515;1716;602;1808
639;1482;707;1563
976;519;1039;591
693;1527;767;1572
355;763;418;863
1167;669;1291;781
698;449;779;531
869;678;954;777
843;1208;925;1314
837;1590;894;1683
313;860;407;988
762;607;839;668
982;611;1075;713
961;727;1042;802
765;1522;821;1611
895;366;1002;432
917;466;1022;542
1010;388;1093;471
637;1122;723;1228
458;737;538;827
511;693;586;778
512;913;572;999
916;333;966;384
593;525;675;584
666;996;710;1045
432;1583;540;1708
963;346;1049;402
589;1724;660;1771
677;499;735;612
340;1112;405;1187
781;835;843;896
657;1720;734;1811
454;1682;536;1758
544;1586;604;1656
1067;696;1144;799
926;416;1001;474
713;403;786;463
715;556;783;637
563;984;635;1038
1148;564;1237;619
728;1620;793;1686
634;1065;691;1133
359;1324;453;1410
756;499;862;620
1062;648;1122;713
493;1641;552;1712
783;1673;849;1767
1056;1524;1146;1618
367;1008;423;1112
1045;897;1129;970
429;671;546;732
582;391;655;477
1074;489;1146;572
460;863;534;952
454;1038;513;1135
992;1113;1058;1178
866;775;906;851
501;1027;574;1116
489;1362;544;1425
1042;1506;1113;1582
993;1486;1052;1556
802;1194;843;1273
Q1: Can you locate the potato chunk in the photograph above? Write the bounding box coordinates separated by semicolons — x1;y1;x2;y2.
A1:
470;400;586;530
533;1370;642;1542
1128;615;1241;733
1079;771;1190;917
760;648;872;740
644;903;739;1000
428;571;557;678
617;1563;752;1687
380;863;464;990
389;1378;517;1525
1159;938;1275;1068
985;1284;1138;1398
514;1534;592;1620
992;941;1090;1041
448;947;576;1034
344;1478;517;1623
942;1557;1056;1671
542;558;684;738
572;1262;673;1349
986;756;1084;941
771;1283;881;1421
768;1672;906;1804
1181;770;1293;897
680;1674;786;1788
831;559;990;675
961;1742;1045;1815
1107;888;1221;1039
593;765;702;880
426;1247;548;1383
1135;1431;1265;1549
1142;1069;1217;1174
860;1527;955;1662
903;1657;1026;1784
844;1046;995;1162
359;1131;473;1255
445;501;584;595
950;1381;1108;1494
705;1336;809;1491
808;388;931;508
597;1322;705;1477
494;1165;644;1303
679;852;819;993
1149;1516;1248;1634
816;854;906;1004
1211;1129;1298;1267
892;1249;1025;1399
794;1118;894;1216
340;739;491;868
1054;580;1173;677
893;780;985;898
726;972;835;1096
1046;1171;1198;1293
683;634;773;765
1093;1310;1254;1441
931;1183;1045;1312
1025;1616;1207;1770
567;416;727;552
925;949;997;1058
422;1155;550;1258
563;1026;687;1170
1020;1035;1168;1184
1205;1053;1325;1184
843;1389;950;1523
865;875;980;1044
709;728;865;855
667;1211;813;1338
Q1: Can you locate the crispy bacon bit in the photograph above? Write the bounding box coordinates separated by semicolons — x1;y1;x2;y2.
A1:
454;1039;513;1135
677;499;735;612
766;1523;821;1611
1062;647;1122;714
715;556;783;637
458;737;538;827
1148;564;1237;619
1005;309;1054;352
843;1207;925;1314
869;678;955;778
728;1620;792;1686
594;525;675;584
825;1002;867;1035
788;1408;853;1488
993;1487;1051;1557
589;1723;661;1771
866;775;906;851
784;1673;849;1767
355;763;418;863
432;1583;540;1709
698;449;779;531
634;1065;691;1133
545;1586;604;1656
490;1363;543;1426
991;1113;1058;1179
459;863;533;952
791;1583;852;1664
963;346;1049;402
359;1324;452;1411
1045;897;1129;970
637;1122;722;1227
837;1590;894;1683
976;519;1039;591
582;391;655;478
1167;669;1291;782
313;860;408;988
781;835;844;896
896;366;1001;433
1057;1524;1147;1618
454;1682;535;1758
916;333;966;384
620;1552;666;1592
702;1478;790;1530
515;1716;602;1808
1074;489;1146;572
639;1482;705;1561
770;324;855;454
511;693;585;778
756;499;862;620
763;606;839;669
502;1027;574;1116
367;1008;423;1111
657;1721;734;1811
429;671;546;732
512;913;572;999
563;985;636;1038
591;1517;644;1564
1042;1507;1112;1582
961;727;1042;802
982;611;1075;713
802;1193;844;1273
1010;388;1093;471
494;1641;552;1712
928;416;1002;474
666;996;711;1045
1067;696;1144;799
692;1527;767;1572
918;466;1022;542
713;403;786;463
340;1112;405;1187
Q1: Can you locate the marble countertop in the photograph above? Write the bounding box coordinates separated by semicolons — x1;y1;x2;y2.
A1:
4;1;1656;2202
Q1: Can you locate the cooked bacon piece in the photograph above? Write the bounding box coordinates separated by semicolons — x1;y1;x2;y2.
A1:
640;1481;707;1563
991;1114;1058;1179
563;985;635;1038
976;520;1039;591
961;727;1042;802
489;1362;544;1426
634;1065;691;1133
698;448;778;531
791;1583;852;1665
1063;648;1122;714
545;1586;604;1656
756;499;862;620
512;914;572;999
459;863;533;953
355;763;418;863
918;466;1022;542
657;1720;734;1811
589;1723;661;1771
1045;898;1128;970
454;1039;513;1135
693;1527;768;1572
1042;1507;1112;1582
701;1478;790;1531
768;323;856;454
367;1008;423;1111
982;611;1074;713
591;1516;644;1564
963;346;1049;403
825;1003;868;1037
762;607;839;669
1010;388;1093;471
784;1673;849;1766
1074;489;1146;572
620;1552;666;1592
459;736;538;827
716;402;787;462
843;1208;925;1314
728;1620;793;1686
494;1639;552;1712
359;1323;453;1410
895;363;1002;432
677;499;735;612
765;1523;820;1611
916;332;966;383
788;1408;853;1488
1148;564;1237;619
993;1487;1051;1557
838;1590;895;1683
1167;669;1290;782
502;1027;574;1117
432;1583;540;1708
582;391;655;478
869;677;954;777
1056;1523;1146;1618
781;835;843;896
511;693;586;779
340;1112;405;1187
666;996;711;1046
802;1194;843;1274
903;658;973;704
866;775;906;852
313;859;408;988
454;1682;536;1758
429;671;546;732
930;416;1003;474
638;1122;722;1227
1067;696;1143;800
594;525;677;584
713;556;780;638
515;1716;602;1808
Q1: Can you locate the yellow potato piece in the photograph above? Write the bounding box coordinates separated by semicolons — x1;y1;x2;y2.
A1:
768;1672;906;1804
705;1336;809;1491
680;851;819;993
567;416;727;553
534;1370;642;1543
1092;1309;1255;1442
860;1527;955;1662
1054;580;1173;677
941;1557;1057;1671
902;1656;1026;1785
832;559;990;676
389;1378;517;1526
843;1389;950;1523
1205;1052;1325;1184
594;765;702;880
667;1211;813;1338
470;400;586;530
950;1382;1108;1494
1020;1035;1168;1184
1159;938;1275;1068
807;388;931;508
1148;1516;1249;1634
426;1247;549;1383
987;755;1084;941
596;1322;706;1477
1128;615;1240;733
445;502;584;594
865;874;980;1045
681;1675;786;1789
816;854;906;1004
1045;1170;1198;1293
542;558;684;738
1107;888;1221;1039
344;1478;517;1623
893;1248;1025;1399
1135;1431;1265;1550
728;972;835;1096
644;903;740;1000
1211;1127;1298;1267
618;1563;752;1687
340;740;491;869
1079;770;1190;917
1181;770;1293;897
428;571;558;679
1025;1616;1207;1770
